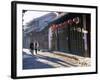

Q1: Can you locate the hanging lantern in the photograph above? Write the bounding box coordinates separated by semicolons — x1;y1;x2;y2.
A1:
64;21;68;27
55;24;58;29
51;24;58;31
73;17;80;24
59;23;64;29
67;19;73;25
57;24;60;29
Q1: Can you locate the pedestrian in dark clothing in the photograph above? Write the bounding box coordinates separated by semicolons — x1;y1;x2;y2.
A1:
34;41;39;55
30;42;34;55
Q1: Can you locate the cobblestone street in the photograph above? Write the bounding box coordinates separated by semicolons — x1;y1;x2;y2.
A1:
23;49;91;69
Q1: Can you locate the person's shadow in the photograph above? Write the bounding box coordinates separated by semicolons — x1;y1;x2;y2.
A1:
23;51;54;69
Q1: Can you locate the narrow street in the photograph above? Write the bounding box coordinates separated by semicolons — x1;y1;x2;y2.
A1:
22;12;91;70
23;49;90;69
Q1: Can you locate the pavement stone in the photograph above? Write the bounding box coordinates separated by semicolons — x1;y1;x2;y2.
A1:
23;49;91;69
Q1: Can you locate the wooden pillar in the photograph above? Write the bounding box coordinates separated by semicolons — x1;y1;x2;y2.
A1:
83;15;88;57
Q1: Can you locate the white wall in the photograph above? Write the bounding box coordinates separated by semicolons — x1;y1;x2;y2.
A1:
0;0;99;80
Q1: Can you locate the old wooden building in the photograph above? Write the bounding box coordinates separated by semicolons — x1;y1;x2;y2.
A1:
49;13;91;57
23;12;91;57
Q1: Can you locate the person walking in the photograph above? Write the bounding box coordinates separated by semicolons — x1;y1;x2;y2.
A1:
30;42;34;55
34;41;39;55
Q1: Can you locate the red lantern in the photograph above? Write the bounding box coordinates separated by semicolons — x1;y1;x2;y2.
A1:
57;24;59;29
55;24;59;29
67;19;73;25
73;17;80;24
63;21;68;26
58;23;62;28
58;23;63;29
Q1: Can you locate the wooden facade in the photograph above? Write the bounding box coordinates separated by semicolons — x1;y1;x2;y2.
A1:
49;13;91;57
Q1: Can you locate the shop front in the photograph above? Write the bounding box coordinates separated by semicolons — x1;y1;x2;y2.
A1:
49;13;91;57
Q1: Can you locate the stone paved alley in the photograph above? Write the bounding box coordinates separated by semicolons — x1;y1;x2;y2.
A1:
23;49;91;69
